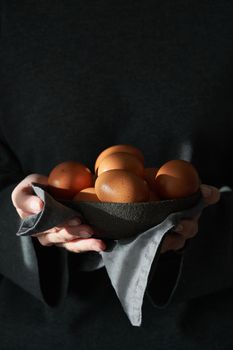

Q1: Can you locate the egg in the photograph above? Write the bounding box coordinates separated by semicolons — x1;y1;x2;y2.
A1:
94;144;144;173
48;161;94;199
144;167;159;192
154;159;200;199
95;169;149;203
97;152;145;178
73;187;100;202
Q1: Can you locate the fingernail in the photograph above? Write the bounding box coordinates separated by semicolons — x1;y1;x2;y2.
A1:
174;224;183;233
79;230;93;238
201;185;212;198
68;218;82;226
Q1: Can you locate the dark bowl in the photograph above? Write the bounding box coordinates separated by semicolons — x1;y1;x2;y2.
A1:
65;191;201;239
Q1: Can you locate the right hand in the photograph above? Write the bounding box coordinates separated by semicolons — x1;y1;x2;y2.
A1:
11;174;106;253
160;184;221;254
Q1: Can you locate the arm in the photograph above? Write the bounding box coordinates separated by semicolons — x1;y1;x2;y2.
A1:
0;137;107;306
172;188;233;303
0;136;50;303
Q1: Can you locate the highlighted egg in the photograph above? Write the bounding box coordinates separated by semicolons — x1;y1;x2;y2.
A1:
48;161;94;199
155;159;200;199
95;169;149;203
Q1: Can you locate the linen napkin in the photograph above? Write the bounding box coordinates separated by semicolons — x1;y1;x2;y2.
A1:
17;184;204;326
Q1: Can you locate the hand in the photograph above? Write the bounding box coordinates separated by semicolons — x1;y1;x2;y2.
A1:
11;174;106;253
160;184;221;254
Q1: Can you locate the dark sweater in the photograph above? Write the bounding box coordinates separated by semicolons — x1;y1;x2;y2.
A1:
0;1;233;349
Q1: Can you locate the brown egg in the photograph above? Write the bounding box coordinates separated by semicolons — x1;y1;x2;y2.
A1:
95;169;149;203
97;152;145;178
73;187;100;202
94;144;145;173
144;167;159;192
48;161;94;200
155;159;200;199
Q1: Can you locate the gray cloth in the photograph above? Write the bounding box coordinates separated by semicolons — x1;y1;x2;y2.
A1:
17;184;204;326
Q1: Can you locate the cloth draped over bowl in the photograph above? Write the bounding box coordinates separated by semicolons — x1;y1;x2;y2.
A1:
17;184;204;326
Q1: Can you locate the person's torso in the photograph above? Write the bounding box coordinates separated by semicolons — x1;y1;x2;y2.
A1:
0;0;232;183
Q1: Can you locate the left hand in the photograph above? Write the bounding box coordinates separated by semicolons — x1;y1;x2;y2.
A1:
160;184;221;254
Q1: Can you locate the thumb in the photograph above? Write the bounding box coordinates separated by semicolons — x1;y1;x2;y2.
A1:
17;195;44;218
200;184;221;206
12;174;47;217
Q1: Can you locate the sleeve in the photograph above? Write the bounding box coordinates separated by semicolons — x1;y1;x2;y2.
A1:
0;133;68;306
147;187;233;306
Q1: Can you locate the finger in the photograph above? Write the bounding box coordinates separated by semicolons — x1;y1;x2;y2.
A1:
38;225;95;245
37;231;80;245
173;219;198;239
12;173;48;205
161;233;186;254
12;174;48;215
36;237;54;247
56;238;106;253
35;221;95;242
200;184;221;206
63;223;94;237
50;223;95;239
16;195;44;217
31;226;60;237
32;216;83;237
17;208;39;220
